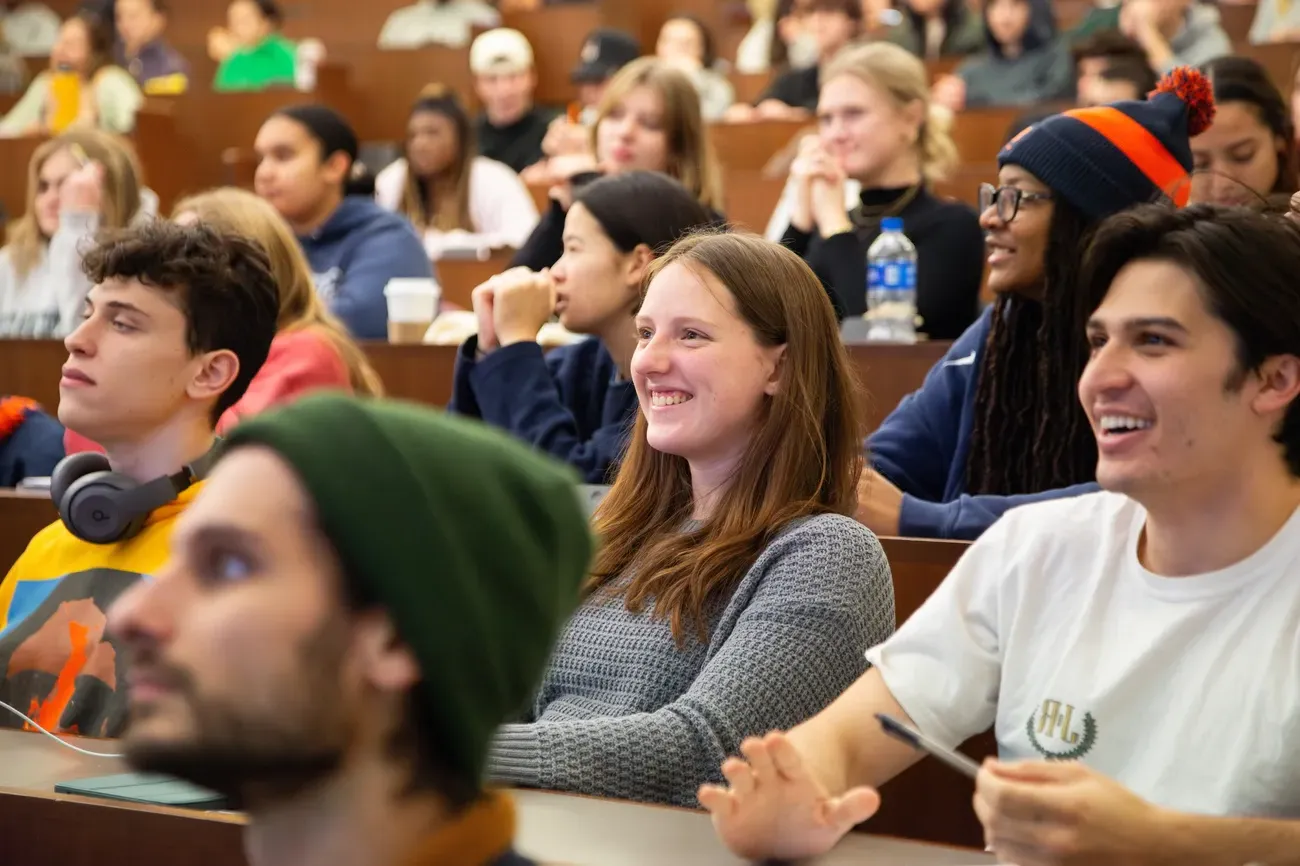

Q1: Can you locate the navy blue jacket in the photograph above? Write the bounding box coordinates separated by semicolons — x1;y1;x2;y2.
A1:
867;306;1099;539
299;196;435;340
0;404;64;487
449;336;637;484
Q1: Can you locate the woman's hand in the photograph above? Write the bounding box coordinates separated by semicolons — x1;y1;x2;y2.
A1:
60;159;104;215
791;137;850;237
931;74;966;113
472;267;557;352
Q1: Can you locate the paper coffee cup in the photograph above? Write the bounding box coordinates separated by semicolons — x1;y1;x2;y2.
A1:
384;278;440;344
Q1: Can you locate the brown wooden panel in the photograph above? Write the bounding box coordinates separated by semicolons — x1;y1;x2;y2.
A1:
1220;3;1258;44
335;45;478;143
131;104;187;214
848;340;948;434
709;118;807;171
1240;41;1299;96
951;107;1023;164
934;162;996;208
721;169;784;232
729;70;769;106
438;250;515;310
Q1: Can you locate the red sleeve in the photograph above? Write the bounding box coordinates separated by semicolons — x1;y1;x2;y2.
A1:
64;428;107;456
217;330;352;434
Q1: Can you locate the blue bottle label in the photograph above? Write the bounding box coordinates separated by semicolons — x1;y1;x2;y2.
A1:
867;261;916;289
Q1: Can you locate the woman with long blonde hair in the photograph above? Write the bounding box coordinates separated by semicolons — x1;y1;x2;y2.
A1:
0;128;143;337
486;231;894;807
63;187;383;457
511;57;725;271
776;40;984;338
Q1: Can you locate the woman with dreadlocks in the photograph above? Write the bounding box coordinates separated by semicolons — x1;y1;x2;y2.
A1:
856;66;1215;540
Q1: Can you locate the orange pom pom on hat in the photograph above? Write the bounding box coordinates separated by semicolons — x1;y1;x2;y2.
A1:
999;67;1216;220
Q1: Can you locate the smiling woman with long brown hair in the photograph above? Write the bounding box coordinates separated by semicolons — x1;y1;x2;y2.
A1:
486;231;894;807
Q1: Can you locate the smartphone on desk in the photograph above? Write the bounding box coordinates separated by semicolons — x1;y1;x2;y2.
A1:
55;772;228;810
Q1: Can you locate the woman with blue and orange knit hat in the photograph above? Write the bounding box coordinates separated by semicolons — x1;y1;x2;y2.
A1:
855;67;1215;541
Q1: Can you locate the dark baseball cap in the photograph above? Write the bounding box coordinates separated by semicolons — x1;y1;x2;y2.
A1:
571;28;641;84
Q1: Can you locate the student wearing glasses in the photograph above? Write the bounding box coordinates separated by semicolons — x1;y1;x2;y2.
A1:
853;68;1215;541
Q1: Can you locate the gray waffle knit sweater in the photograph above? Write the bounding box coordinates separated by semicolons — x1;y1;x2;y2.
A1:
488;513;895;806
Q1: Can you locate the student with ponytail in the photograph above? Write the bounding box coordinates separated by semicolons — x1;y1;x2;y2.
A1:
777;41;984;339
856;67;1216;540
253;104;433;340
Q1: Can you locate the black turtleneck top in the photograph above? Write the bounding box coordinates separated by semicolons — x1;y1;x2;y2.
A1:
780;185;985;340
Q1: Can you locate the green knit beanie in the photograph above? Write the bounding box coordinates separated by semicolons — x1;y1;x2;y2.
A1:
221;394;593;786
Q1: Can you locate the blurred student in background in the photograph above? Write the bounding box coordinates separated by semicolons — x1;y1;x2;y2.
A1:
471;28;557;174
0;0;60;56
1118;0;1230;74
66;187;383;456
452;172;711;483
520;28;641;185
0;130;143;337
1073;30;1155;105
727;0;862;121
254;105;433;340
513;57;724;272
885;0;984;60
0;397;62;486
777;42;983;338
375;86;539;259
1191;56;1297;208
377;0;500;50
934;0;1073;110
114;0;187;95
0;10;142;136
1250;0;1300;44
211;0;296;92
0;31;25;93
655;14;735;121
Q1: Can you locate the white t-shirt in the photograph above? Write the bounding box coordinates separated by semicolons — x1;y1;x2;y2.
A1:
867;490;1300;819
374;156;539;259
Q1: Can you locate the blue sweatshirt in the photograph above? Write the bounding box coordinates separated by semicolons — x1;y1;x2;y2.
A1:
0;403;63;487
867;306;1099;540
449;336;638;483
299;196;434;340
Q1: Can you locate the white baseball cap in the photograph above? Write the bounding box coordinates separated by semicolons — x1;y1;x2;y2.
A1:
470;28;534;75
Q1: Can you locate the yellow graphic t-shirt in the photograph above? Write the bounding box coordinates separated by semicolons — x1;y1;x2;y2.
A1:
0;484;201;737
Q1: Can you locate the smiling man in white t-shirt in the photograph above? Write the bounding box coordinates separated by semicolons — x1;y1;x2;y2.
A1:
700;202;1300;866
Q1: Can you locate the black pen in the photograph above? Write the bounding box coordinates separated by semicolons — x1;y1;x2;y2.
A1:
876;713;983;780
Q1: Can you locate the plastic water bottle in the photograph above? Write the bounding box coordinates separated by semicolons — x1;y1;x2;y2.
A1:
865;216;918;343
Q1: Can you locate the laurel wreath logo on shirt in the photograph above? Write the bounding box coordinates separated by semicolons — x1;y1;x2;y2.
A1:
1025;702;1098;761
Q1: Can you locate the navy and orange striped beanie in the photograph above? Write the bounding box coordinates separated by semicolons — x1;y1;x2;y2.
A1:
1000;67;1216;220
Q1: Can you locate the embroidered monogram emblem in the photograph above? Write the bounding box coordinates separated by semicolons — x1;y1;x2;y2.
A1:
1026;699;1097;760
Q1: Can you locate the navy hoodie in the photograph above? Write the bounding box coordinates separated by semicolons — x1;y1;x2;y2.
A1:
867;306;1099;539
449;336;638;484
0;403;64;486
299;196;435;340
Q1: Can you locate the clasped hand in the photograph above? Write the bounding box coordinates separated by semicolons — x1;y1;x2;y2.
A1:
471;267;557;352
789;136;852;237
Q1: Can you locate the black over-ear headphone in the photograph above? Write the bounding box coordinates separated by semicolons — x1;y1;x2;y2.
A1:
51;446;220;545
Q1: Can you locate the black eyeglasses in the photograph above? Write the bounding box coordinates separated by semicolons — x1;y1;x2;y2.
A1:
979;183;1053;223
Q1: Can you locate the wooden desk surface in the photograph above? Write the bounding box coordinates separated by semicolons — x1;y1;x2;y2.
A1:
0;728;993;866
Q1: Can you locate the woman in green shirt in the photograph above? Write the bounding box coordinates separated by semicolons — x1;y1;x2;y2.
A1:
211;0;296;92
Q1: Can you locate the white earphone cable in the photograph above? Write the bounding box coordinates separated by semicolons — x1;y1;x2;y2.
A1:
0;699;124;758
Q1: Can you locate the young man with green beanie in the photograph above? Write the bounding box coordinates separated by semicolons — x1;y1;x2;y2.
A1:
107;393;594;866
